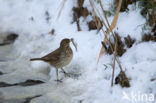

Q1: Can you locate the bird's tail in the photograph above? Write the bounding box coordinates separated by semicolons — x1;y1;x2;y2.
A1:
30;58;43;61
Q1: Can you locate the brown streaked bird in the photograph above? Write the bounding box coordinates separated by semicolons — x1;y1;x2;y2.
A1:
30;38;77;82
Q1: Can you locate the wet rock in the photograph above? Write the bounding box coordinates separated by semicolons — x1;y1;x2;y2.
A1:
0;91;4;100
151;78;156;82
0;71;3;75
1;99;25;103
23;95;42;103
19;80;44;86
0;80;44;87
0;33;18;46
0;95;42;103
0;82;14;87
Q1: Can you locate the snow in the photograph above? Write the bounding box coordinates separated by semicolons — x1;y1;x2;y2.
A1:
0;0;155;103
116;7;146;41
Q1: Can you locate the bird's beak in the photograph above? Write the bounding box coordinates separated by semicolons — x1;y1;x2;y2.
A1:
71;38;77;51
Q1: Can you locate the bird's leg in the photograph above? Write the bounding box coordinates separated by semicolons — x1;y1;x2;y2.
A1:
56;69;58;80
55;69;62;82
61;68;81;78
61;68;71;77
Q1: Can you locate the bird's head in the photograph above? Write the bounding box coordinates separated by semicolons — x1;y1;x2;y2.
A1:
60;38;71;48
60;38;77;51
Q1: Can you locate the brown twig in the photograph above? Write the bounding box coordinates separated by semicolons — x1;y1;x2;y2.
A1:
97;0;122;63
89;0;123;72
74;13;81;31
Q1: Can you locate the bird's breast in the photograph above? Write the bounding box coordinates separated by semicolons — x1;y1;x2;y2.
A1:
53;47;73;68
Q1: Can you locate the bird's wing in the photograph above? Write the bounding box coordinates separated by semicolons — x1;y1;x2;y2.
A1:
41;48;61;61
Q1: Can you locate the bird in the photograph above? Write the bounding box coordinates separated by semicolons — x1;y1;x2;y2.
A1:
30;38;77;82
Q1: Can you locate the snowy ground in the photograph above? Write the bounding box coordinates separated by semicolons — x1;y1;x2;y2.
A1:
0;0;155;103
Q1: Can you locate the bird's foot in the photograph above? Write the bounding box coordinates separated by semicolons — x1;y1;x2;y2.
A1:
54;79;63;83
61;71;71;77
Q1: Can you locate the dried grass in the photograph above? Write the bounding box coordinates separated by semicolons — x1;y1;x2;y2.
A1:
56;0;67;20
97;0;122;63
